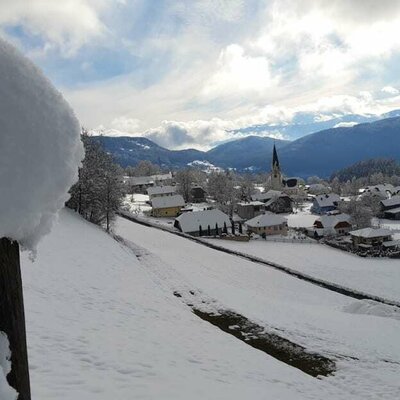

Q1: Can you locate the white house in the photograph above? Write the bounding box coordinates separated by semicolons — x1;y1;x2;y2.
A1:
174;209;230;236
245;213;288;236
312;213;352;237
311;193;341;214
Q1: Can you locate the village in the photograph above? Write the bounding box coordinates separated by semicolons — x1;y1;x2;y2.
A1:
121;146;400;259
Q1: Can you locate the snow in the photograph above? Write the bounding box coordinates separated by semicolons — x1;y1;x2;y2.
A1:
152;194;185;209
0;332;17;400
381;195;400;207
115;216;400;399
285;205;317;228
175;209;230;233
147;186;176;196
0;38;83;251
313;194;341;208
16;209;400;398
245;212;287;228
349;227;393;238
201;238;400;303
19;209;357;400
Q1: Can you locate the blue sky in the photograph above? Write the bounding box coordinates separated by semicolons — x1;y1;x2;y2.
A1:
2;0;400;150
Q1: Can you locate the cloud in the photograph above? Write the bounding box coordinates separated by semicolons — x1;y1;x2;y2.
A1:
382;86;399;95
202;44;278;99
0;0;111;56
4;0;400;151
333;121;359;128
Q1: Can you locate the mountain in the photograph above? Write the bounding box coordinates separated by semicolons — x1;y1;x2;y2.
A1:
93;136;204;168
278;117;400;177
93;116;400;177
206;136;290;169
229;111;385;140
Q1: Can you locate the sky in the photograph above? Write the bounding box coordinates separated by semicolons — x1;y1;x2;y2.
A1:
2;0;400;150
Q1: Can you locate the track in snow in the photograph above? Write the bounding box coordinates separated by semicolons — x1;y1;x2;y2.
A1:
118;212;400;308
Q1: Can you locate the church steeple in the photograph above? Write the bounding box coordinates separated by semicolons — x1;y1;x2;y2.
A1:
272;144;280;169
270;143;282;190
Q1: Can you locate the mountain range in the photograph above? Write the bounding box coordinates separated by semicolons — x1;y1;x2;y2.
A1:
93;116;400;178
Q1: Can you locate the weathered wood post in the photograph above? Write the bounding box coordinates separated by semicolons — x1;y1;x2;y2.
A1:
0;238;31;400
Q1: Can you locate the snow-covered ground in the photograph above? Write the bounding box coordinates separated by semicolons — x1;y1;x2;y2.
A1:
20;210;400;399
115;216;400;399
201;238;400;303
122;194;152;215
20;209;346;400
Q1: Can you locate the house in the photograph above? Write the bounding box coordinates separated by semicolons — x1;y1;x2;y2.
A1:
147;185;176;200
311;193;341;214
124;172;173;193
245;213;288;236
381;195;400;220
151;194;185;217
311;213;352;237
251;190;293;213
174;209;231;236
190;186;207;203
360;184;394;200
349;227;398;250
236;201;265;220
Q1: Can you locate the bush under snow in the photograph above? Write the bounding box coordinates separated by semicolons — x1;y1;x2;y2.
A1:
0;38;84;251
0;332;17;400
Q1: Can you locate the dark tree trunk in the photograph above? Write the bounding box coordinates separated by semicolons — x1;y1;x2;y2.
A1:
0;238;31;400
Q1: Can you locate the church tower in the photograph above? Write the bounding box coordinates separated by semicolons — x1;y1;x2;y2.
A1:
270;144;282;190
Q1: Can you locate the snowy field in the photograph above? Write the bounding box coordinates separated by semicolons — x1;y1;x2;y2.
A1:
19;210;400;399
202;238;400;303
19;210;346;400
115;216;400;399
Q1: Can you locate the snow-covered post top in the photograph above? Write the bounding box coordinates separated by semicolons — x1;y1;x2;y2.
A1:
0;38;84;251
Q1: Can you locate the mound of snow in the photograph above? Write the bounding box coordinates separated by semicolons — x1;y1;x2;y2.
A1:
0;332;17;400
0;38;83;251
343;300;400;321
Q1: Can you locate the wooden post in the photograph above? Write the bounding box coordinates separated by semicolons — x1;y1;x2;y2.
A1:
0;238;31;400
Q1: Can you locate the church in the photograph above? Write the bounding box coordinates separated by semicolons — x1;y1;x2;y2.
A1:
268;144;298;191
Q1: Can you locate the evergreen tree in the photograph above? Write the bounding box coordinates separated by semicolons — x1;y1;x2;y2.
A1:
199;225;203;237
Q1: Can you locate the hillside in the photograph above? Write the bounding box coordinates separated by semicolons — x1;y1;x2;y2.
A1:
278;117;400;177
21;209;336;399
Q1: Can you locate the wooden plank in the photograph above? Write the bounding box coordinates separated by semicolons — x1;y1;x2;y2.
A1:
0;237;31;400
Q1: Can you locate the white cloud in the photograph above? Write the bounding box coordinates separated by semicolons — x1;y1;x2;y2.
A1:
382;86;399;95
202;44;278;99
0;0;111;56
333;121;359;128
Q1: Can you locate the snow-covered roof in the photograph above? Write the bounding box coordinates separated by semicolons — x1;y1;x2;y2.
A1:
175;209;230;233
350;227;393;238
384;207;400;214
381;195;400;207
152;194;185;209
315;213;351;229
314;193;340;208
251;190;286;202
237;201;265;206
245;212;287;228
364;184;394;193
147;185;176;196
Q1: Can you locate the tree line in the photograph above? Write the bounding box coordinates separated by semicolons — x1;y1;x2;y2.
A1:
67;131;124;232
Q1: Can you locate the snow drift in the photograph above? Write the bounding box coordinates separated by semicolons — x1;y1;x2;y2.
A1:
0;37;83;251
0;332;17;400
